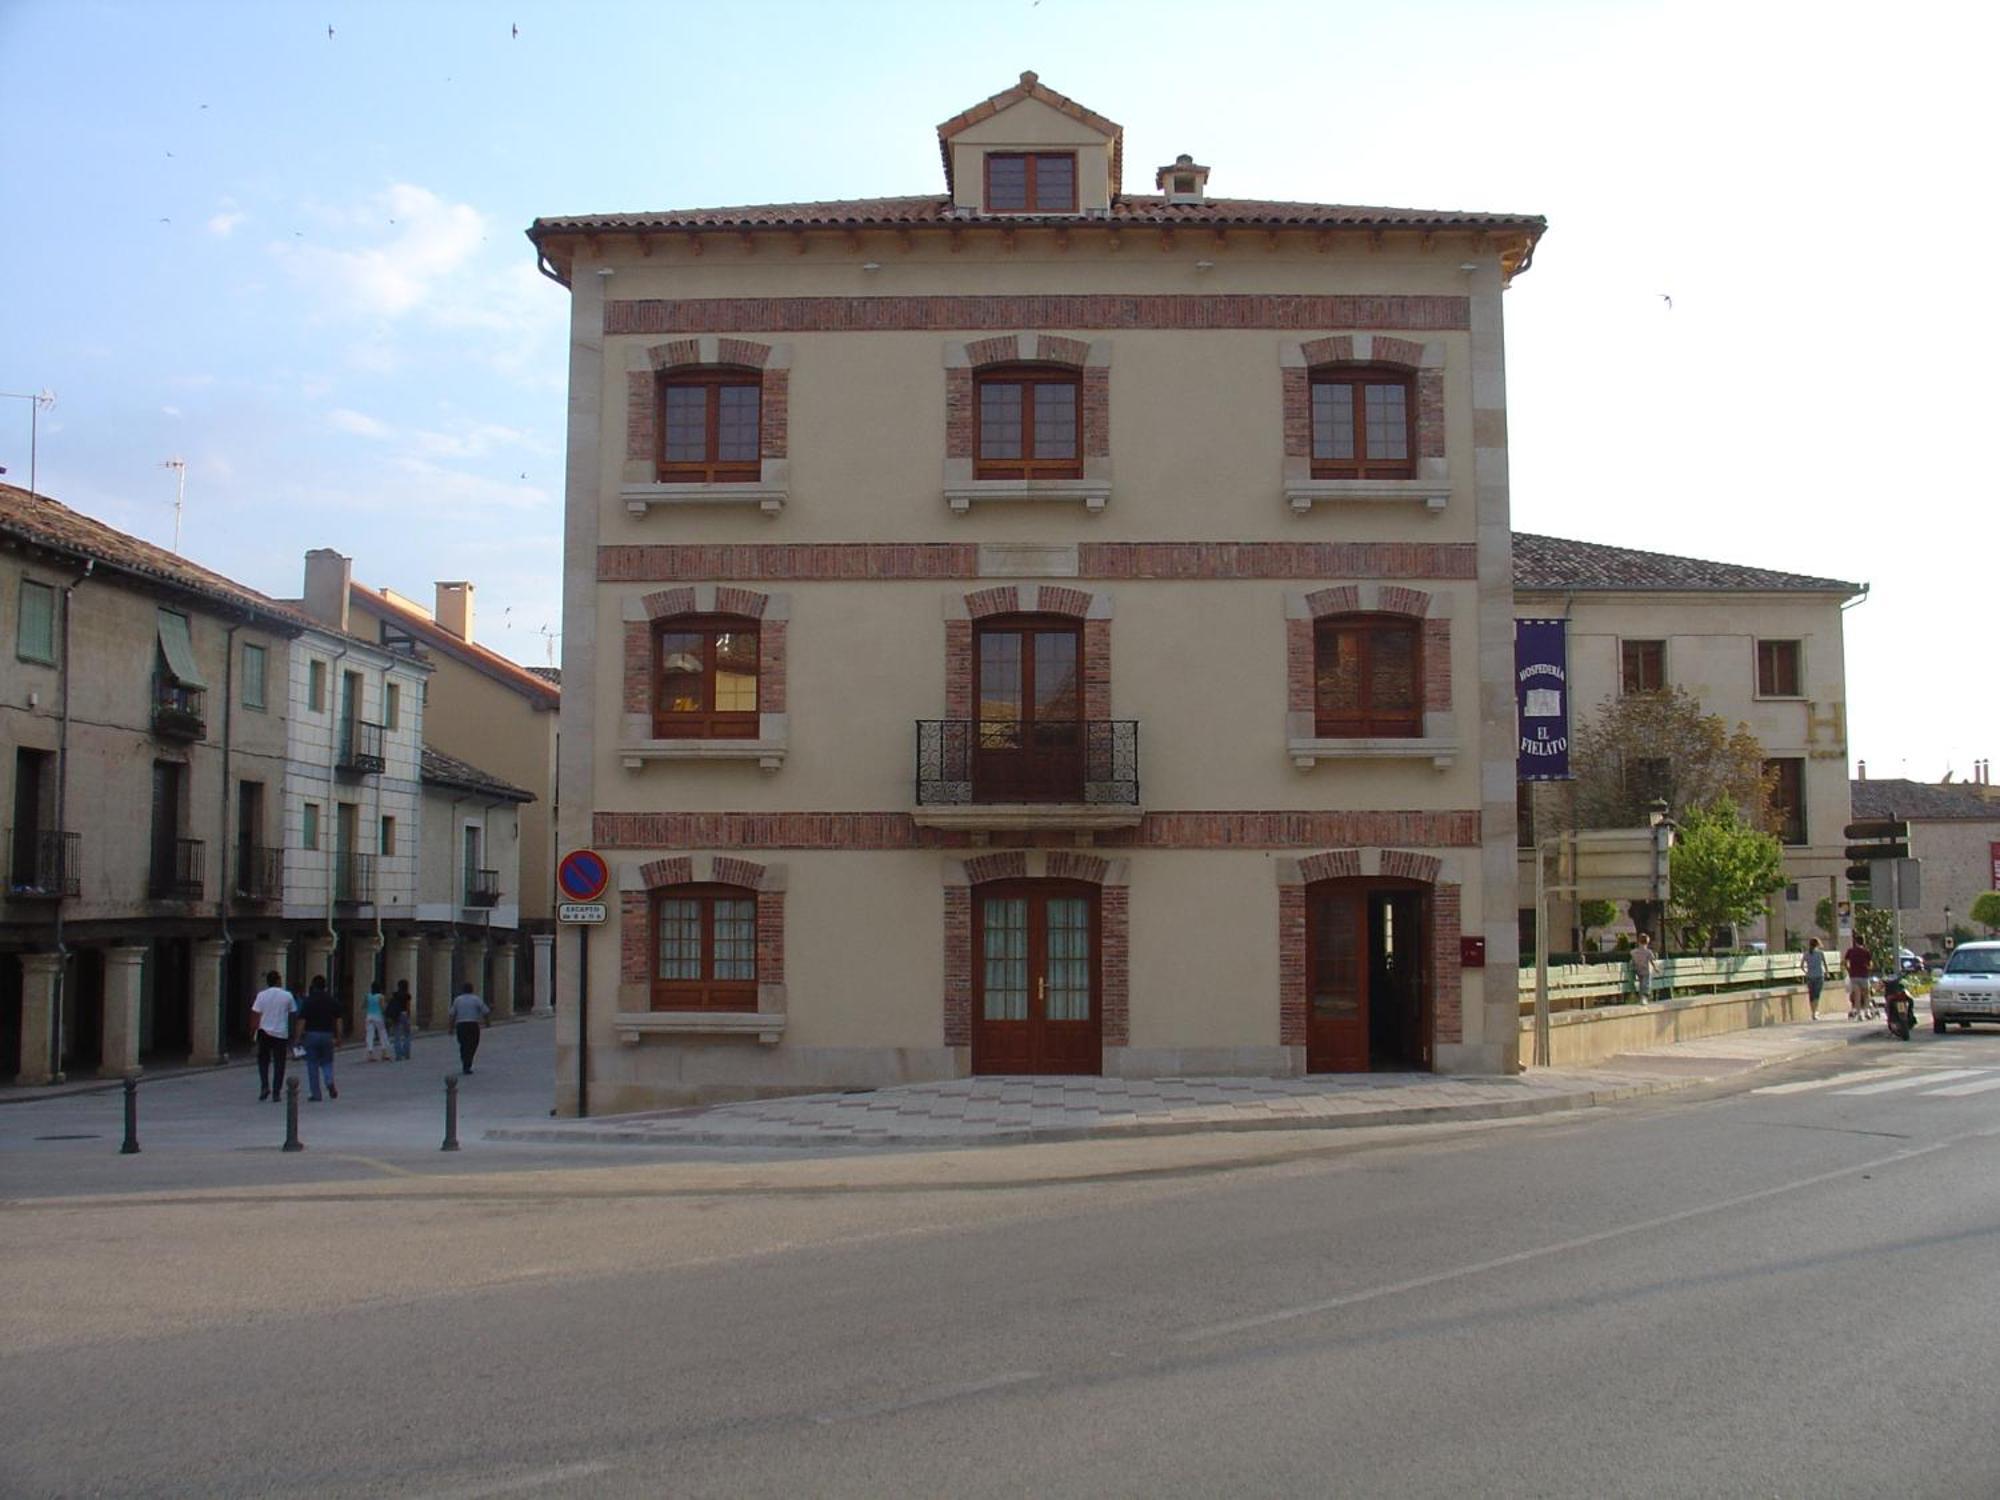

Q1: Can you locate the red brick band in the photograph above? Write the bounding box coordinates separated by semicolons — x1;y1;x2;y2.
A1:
1278;886;1307;1047
601;541;1476;584
594;809;1480;850
607;294;1471;337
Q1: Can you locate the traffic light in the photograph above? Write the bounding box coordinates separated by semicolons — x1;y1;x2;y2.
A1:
1843;818;1910;865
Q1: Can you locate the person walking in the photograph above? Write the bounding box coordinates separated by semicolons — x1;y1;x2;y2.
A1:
297;975;344;1101
386;979;413;1061
1630;933;1658;1001
250;970;296;1102
448;982;491;1075
1802;937;1827;1020
362;980;392;1060
1843;936;1874;1019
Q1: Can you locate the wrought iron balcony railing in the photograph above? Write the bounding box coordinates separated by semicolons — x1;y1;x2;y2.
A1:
234;844;284;902
915;719;1140;806
334;850;376;905
463;868;501;908
7;828;80;899
336;718;386;775
152;677;206;740
150;837;204;900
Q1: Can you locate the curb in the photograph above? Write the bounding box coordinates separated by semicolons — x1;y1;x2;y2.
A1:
485;1026;1877;1151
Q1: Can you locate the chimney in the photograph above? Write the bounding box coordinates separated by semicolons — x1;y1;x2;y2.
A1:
303;548;352;633
1857;760;1867;781
435;581;474;642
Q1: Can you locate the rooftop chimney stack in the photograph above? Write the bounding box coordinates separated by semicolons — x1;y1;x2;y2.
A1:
303;548;352;633
1857;760;1867;781
435;581;475;643
1155;153;1211;203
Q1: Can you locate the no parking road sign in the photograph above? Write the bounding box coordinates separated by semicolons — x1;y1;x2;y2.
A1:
558;848;610;904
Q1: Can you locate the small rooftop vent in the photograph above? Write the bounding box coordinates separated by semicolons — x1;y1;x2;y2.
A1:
1156;153;1210;202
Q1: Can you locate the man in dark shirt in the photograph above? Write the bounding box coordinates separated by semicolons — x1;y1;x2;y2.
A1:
1842;939;1874;1019
297;976;344;1101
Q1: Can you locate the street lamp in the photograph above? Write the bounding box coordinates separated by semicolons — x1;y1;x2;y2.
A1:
1648;798;1674;958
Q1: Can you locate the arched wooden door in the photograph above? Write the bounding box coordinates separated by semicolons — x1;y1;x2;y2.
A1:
1306;878;1432;1073
971;879;1101;1074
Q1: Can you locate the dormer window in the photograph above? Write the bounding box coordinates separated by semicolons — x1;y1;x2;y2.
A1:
985;152;1076;214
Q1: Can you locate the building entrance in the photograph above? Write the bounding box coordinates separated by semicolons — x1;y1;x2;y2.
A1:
971;879;1101;1074
1305;878;1432;1073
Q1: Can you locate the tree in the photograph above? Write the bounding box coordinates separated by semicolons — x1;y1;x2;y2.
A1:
1666;801;1788;951
1852;906;1896;979
1578;898;1618;951
1815;895;1837;940
1972;891;2000;937
1564;688;1776;832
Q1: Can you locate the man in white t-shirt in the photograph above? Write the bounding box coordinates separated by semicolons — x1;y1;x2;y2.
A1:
250;971;296;1102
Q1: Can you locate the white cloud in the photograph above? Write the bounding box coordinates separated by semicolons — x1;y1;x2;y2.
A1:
410;421;535;459
162;404;182;418
278;183;486;319
327;408;392;439
208;208;247;237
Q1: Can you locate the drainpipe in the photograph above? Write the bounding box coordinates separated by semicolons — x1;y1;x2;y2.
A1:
48;556;94;1082
321;645;350;989
216;617;241;1059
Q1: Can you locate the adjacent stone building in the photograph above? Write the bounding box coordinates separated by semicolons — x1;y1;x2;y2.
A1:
532;74;1544;1109
1851;772;2000;953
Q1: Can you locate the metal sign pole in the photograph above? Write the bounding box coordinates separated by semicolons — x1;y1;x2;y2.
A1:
1534;838;1551;1068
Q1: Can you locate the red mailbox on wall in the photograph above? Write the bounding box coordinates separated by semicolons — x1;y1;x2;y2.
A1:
1460;935;1487;968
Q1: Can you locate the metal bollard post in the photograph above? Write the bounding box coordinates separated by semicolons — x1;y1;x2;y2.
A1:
119;1075;141;1155
282;1077;303;1152
441;1074;460;1152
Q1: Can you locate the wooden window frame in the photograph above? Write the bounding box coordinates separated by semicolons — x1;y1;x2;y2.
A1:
384;681;400;731
241;642;267;710
1756;639;1802;698
651;614;759;740
1313;613;1423;738
1308;365;1417;480
1621;639;1666;695
307;658;326;714
973;364;1083;480
983;151;1078;214
655;366;762;484
1767;757;1807;846
650;882;758;1012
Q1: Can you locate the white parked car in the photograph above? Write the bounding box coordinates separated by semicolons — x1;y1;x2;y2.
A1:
1930;941;2000;1033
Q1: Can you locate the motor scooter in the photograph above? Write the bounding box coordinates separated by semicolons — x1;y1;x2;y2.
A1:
1882;975;1916;1041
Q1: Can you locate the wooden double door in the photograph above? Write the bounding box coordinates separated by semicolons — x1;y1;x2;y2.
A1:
971;880;1102;1075
1306;879;1432;1074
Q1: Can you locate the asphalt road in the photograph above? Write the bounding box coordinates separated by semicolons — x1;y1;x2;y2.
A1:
5;1028;2000;1497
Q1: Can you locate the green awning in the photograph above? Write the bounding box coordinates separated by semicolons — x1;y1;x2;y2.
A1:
157;610;207;690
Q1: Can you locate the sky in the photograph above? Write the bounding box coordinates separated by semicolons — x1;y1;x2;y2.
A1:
3;0;1993;780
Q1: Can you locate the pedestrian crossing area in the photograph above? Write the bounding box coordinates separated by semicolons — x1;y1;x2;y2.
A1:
1753;1065;2000;1100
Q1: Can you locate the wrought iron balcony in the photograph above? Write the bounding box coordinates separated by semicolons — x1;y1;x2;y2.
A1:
463;868;501;908
149;837;204;900
334;850;376;905
914;719;1141;828
151;677;206;741
7;828;79;899
234;844;284;903
336;718;386;775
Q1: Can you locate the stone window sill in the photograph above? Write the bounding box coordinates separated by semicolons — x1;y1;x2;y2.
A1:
613;1010;785;1046
620;739;786;772
622;481;786;517
946;480;1111;515
1285;479;1451;516
1288;736;1458;771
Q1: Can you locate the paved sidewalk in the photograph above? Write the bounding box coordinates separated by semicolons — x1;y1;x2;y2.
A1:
491;1015;1884;1150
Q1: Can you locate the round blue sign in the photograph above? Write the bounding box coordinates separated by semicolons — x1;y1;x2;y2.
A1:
557;849;610;903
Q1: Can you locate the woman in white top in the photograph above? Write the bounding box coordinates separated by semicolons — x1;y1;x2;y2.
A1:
362;983;392;1060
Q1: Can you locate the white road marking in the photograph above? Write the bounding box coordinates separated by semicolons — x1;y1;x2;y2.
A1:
1177;1131;1983;1342
1753;1068;1906;1096
412;1460;613;1498
1924;1075;2000;1098
813;1370;1041;1425
1834;1069;1988;1096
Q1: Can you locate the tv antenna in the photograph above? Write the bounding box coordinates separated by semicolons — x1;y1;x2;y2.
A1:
1;389;56;497
161;457;187;552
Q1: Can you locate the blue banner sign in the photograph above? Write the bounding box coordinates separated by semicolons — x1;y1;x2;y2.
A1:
1515;618;1571;781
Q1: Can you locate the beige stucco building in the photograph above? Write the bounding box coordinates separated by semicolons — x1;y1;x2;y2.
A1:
533;75;1544;1110
1852;772;2000;954
1512;534;1864;952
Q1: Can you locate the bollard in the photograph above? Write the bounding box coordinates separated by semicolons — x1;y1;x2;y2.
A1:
441;1074;460;1152
282;1077;303;1152
119;1075;141;1155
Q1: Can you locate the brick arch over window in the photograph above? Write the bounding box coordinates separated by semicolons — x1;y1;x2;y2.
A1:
1284;584;1452;728
942;851;1130;1053
943;334;1112;511
1279;334;1446;488
619;585;789;761
623;336;791;488
943;584;1112;721
1274;850;1462;1050
618;853;787;1013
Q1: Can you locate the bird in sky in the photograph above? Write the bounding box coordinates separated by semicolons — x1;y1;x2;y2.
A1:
512;22;519;38
327;23;334;39
1659;293;1674;311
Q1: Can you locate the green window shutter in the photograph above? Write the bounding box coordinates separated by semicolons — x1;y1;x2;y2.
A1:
18;580;56;664
157;610;208;689
242;643;267;709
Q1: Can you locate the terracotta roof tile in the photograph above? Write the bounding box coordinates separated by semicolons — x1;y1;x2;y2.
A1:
0;483;316;633
1851;779;2000;823
934;72;1124;193
1512;533;1862;596
350;585;560;707
421;745;535;803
